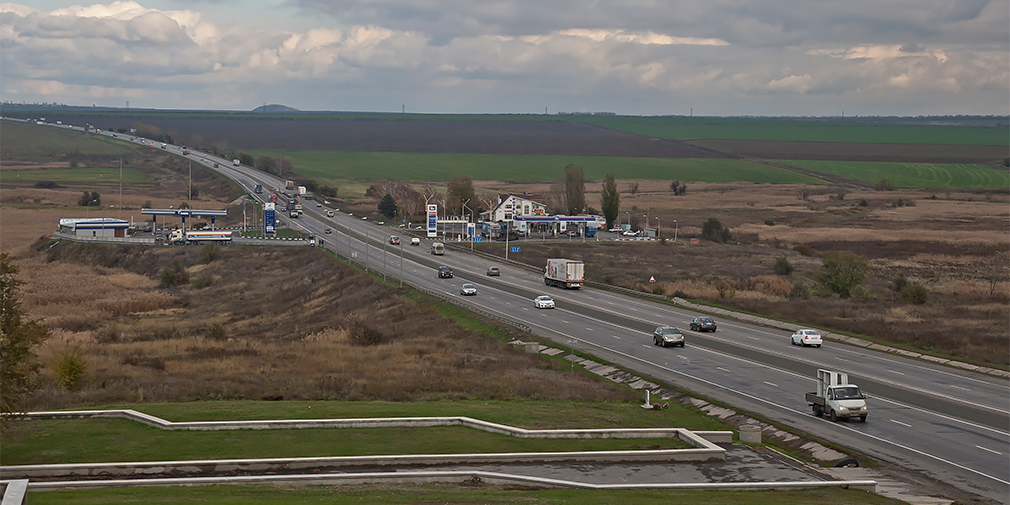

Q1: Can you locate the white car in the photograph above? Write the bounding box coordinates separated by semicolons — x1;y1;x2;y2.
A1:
534;295;555;309
791;329;823;347
460;283;477;296
622;230;640;237
410;237;421;246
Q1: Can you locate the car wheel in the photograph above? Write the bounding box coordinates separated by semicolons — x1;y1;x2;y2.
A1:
859;415;867;422
679;343;685;348
829;410;838;422
816;344;821;348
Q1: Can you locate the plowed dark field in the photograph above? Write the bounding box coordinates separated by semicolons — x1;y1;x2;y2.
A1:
46;114;728;158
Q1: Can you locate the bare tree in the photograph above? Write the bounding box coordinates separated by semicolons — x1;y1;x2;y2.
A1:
276;157;293;177
563;163;586;215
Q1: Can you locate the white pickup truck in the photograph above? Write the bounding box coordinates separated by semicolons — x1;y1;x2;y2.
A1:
805;369;868;422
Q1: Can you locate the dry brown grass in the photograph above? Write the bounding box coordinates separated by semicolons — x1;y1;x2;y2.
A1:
11;225;638;410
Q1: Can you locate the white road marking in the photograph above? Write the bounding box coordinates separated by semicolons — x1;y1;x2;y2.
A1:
629;307;638;311
717;367;732;373
748;336;758;341
763;381;778;388
586;328;594;331
642;345;651;349
607;301;615;305
562;320;570;324
612;335;621;340
950;385;970;392
889;369;905;375
890;419;912;428
976;445;1003;455
522;307;529;311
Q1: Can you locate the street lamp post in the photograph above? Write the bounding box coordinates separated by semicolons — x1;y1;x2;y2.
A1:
624;211;630;231
399;242;403;288
462;199;472;250
673;220;679;243
382;238;387;281
655;217;661;237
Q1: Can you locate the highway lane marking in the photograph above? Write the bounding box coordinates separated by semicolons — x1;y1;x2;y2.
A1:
890;419;912;428
612;335;621;340
976;445;1002;455
888;369;905;375
607;301;615;305
628;307;638;311
642;345;651;349
717;367;732;373
586;328;594;331
748;336;758;341
763;381;779;388
562;320;570;324
950;385;970;391
522;307;528;311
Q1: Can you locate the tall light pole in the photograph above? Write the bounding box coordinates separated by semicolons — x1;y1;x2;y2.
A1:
624;211;629;231
655;217;661;237
382;238;387;281
673;219;678;243
399;242;403;288
462;199;472;250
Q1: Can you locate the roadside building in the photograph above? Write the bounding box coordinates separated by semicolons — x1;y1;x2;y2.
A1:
58;218;129;238
480;193;548;224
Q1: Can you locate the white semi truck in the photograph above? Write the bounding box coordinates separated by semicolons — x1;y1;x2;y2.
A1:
805;369;868;422
169;229;234;244
544;258;584;288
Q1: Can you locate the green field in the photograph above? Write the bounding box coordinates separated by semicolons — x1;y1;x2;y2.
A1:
29;483;904;505
2;167;150;187
0;120;140;159
779;160;1010;188
7;111;1006;146
569;116;1010;146
2;400;726;466
246;150;827;184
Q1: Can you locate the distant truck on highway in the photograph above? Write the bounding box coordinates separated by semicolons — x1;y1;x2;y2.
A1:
232;159;240;167
430;242;445;255
805;369;868;422
169;229;233;244
544;258;584;288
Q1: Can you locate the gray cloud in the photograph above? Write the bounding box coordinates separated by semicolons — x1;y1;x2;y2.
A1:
0;1;1006;115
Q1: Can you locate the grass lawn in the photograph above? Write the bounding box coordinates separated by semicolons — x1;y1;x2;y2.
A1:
0;120;141;159
245;151;827;184
2;400;726;466
778;160;1010;188
27;483;906;505
570;116;1010;146
1;167;151;187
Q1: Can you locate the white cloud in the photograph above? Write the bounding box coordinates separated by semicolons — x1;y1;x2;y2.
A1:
0;0;1006;114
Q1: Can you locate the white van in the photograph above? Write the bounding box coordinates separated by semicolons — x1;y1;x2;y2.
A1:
430;242;445;255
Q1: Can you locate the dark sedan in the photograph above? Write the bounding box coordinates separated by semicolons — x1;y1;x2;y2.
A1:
690;317;717;332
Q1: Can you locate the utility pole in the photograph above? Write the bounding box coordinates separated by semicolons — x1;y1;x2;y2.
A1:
119;157;123;220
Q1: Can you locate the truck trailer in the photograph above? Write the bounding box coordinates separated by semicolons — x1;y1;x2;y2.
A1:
169;229;233;244
805;369;868;422
544;258;584;288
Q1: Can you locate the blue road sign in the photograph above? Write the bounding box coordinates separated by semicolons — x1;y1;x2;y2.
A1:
474;237;483;242
510;246;520;253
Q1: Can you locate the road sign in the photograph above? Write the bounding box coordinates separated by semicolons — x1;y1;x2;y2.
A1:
510;246;520;253
474;237;483;242
649;276;656;283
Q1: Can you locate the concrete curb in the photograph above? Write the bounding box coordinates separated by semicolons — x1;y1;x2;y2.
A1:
20;471;877;493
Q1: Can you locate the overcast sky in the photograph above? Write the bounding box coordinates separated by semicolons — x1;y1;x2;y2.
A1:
1;0;1007;115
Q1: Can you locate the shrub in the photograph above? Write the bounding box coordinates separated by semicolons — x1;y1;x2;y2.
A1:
198;244;219;264
652;283;666;296
142;200;152;208
159;258;190;287
345;317;387;346
53;347;87;391
604;275;614;285
901;285;929;305
717;280;736;298
875;178;894;191
835;192;846;201
34;181;59;189
192;271;214;289
858;199;868;207
93;325;120;343
764;219;775;226
789;281;811;300
773;256;794;276
701;217;732;243
206;323;226;341
891;272;910;292
817;250;870;298
793;244;815;257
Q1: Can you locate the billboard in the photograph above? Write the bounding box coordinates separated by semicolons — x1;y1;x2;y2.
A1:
467;222;476;239
427;204;437;238
264;203;276;235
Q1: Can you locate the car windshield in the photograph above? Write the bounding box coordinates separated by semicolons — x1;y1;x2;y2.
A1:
463;284;474;289
661;327;681;335
834;386;861;399
537;296;551;301
699;318;713;323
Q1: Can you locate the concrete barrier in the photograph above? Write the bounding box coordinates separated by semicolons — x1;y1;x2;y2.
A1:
22;470;877;493
739;425;762;444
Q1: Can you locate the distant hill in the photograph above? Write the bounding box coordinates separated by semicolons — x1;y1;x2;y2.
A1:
252;104;301;113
